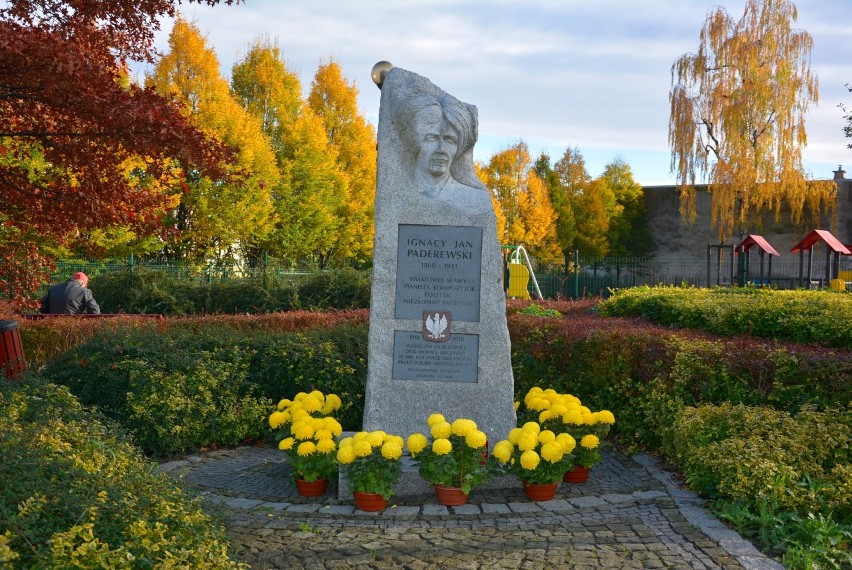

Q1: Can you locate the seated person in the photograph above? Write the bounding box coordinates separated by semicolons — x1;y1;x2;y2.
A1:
39;272;101;314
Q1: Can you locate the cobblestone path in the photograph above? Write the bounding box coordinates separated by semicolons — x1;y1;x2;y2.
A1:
160;447;782;570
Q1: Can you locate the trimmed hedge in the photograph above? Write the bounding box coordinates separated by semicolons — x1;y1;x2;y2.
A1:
88;267;370;315
598;286;852;349
41;314;369;456
0;379;244;568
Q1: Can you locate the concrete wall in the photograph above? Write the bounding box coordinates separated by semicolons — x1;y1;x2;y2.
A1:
642;176;852;262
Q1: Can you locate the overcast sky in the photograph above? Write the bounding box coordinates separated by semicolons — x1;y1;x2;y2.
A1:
139;0;852;186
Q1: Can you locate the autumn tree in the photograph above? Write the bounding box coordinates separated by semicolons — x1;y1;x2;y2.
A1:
231;38;348;267
669;0;835;241
307;60;377;266
0;0;233;298
601;159;651;257
147;19;278;264
478;141;561;265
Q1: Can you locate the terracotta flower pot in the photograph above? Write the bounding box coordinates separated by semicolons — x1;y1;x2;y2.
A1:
434;485;469;506
563;465;590;483
295;478;329;497
353;491;387;512
522;481;559;502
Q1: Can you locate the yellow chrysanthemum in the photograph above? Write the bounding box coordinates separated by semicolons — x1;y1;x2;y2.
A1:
276;398;291;411
537;430;556;444
278;437;295;451
291;421;315;440
407;433;429;455
524;387;543;405
492;440;514;463
310;417;325;431
352;431;368;442
427;413;446;427
507;427;523;445
521;422;541;434
269;411;287;430
353;440;373;458
301;395;322;413
564;394;581;406
337;446;355;465
291;409;310;423
594;410;616;424
451;418;477;437
519;450;541;470
538;410;553;423
579;406;592;416
309;390;325;403
322;393;342;414
540;441;564;463
465;430;488;449
581;412;595;425
432;438;453;456
550;404;568;417
338;436;353;448
431;421;452;439
556;433;576;454
323;417;343;436
316;439;336;454
297;441;316;456
517;431;539;452
293;391;308;401
366;431;385;447
381;441;403;460
562;409;584;425
314;429;333;441
581;434;600;449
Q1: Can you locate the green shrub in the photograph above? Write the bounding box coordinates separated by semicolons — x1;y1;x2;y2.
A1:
125;357;272;456
599;286;852;349
42;319;369;455
89;268;370;315
296;268;371;310
0;379;244;568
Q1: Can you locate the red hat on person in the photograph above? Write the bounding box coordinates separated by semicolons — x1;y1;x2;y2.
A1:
73;272;89;286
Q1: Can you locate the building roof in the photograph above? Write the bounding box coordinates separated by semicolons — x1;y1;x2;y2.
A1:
737;234;780;256
789;229;852;255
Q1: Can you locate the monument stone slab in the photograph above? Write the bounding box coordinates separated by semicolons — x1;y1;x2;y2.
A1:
362;66;516;445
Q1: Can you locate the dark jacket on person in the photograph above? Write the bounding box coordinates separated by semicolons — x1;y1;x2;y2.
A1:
39;279;101;315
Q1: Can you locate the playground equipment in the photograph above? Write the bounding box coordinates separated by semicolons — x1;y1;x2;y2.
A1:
503;245;542;299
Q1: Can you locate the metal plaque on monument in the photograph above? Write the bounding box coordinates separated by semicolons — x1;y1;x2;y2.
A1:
362;63;516;446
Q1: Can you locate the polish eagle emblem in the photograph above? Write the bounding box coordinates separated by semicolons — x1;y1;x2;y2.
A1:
422;311;451;342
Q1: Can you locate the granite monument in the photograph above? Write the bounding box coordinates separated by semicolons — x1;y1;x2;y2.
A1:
362;65;516;445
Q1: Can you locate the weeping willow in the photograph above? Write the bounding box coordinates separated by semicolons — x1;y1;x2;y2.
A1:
669;0;836;241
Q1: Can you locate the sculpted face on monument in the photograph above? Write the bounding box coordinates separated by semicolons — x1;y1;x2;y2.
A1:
401;93;477;197
414;107;459;183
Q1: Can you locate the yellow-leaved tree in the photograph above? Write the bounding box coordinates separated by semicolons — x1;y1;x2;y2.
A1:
669;0;835;241
231;37;347;266
478;141;561;266
307;60;377;267
146;18;278;264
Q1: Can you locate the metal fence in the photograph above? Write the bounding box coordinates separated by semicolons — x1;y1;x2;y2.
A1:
8;252;852;301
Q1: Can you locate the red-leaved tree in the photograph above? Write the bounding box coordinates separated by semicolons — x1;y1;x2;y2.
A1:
0;0;236;302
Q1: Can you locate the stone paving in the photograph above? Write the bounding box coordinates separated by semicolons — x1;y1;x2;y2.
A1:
159;446;783;570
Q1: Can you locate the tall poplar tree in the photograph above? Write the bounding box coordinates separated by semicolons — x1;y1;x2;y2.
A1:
479;142;561;265
669;0;835;240
147;19;278;264
231;37;346;266
307;60;376;266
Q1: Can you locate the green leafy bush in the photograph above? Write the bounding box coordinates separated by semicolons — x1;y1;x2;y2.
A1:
42;318;369;455
599;286;852;349
0;379;244;568
88;268;370;315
